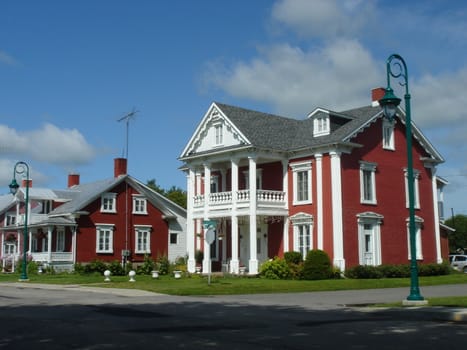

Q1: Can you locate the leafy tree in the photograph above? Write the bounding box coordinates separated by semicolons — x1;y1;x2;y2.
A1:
146;179;187;209
445;214;467;253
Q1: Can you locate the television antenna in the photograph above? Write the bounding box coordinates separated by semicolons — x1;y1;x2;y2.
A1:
117;107;139;160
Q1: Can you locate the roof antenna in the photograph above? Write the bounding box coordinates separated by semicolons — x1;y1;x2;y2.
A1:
117;107;139;160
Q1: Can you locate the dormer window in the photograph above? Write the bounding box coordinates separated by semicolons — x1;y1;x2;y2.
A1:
313;116;330;137
133;195;147;214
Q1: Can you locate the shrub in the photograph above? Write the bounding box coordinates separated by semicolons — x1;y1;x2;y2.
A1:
301;249;332;280
418;262;451;276
156;255;169;275
259;257;291;280
284;251;302;265
377;264;410;278
84;259;108;274
345;265;382;279
108;260;125;276
137;255;156;275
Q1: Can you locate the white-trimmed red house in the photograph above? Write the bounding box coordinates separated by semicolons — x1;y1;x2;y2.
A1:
179;88;450;275
0;158;186;272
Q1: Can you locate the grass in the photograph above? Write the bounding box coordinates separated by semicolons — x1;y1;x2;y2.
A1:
1;271;467;299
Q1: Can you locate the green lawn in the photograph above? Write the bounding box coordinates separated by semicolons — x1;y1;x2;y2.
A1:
1;271;466;298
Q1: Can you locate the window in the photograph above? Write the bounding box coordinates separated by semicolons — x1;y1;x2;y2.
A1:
135;226;151;254
42;237;48;252
56;229;65;252
5;213;16;226
407;217;423;260
101;193;117;213
210;175;219;193
360;162;377;204
291;212;313;258
215;123;223;145
291;161;312;205
313;116;330;136
132;196;147;214
243;169;263;190
405;169;420;209
170;233;178;244
382;119;395;150
40;200;52;214
96;225;114;253
357;212;383;266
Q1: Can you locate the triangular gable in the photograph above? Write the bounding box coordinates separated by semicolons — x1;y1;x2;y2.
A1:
180;102;250;158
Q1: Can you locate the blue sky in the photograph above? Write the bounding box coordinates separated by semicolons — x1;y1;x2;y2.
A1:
1;0;466;215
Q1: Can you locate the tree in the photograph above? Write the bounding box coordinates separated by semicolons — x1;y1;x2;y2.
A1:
146;179;187;209
444;214;467;253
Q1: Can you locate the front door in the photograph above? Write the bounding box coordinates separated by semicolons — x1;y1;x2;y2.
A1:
239;223;268;268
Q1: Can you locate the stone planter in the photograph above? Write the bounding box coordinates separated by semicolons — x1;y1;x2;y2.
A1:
173;270;182;279
151;270;159;279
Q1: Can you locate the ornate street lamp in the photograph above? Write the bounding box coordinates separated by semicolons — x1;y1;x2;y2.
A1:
9;161;30;281
379;54;424;302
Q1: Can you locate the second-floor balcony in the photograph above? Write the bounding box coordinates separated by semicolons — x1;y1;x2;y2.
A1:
192;189;287;218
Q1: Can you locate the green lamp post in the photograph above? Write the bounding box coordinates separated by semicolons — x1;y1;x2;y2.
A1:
378;54;424;302
9;161;30;281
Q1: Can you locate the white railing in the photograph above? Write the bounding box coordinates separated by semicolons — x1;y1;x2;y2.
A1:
17;213;49;225
31;252;73;262
192;190;286;209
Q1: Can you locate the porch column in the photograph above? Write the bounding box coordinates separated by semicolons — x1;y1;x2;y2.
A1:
202;163;212;273
330;151;345;270
430;166;443;263
230;158;239;273
187;167;196;273
315;153;324;250
248;156;258;274
195;171;202;251
282;159;289;252
47;226;53;263
72;225;77;265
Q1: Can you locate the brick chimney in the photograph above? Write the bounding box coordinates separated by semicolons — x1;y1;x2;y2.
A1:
21;179;32;188
68;173;80;187
114;158;128;177
371;87;386;107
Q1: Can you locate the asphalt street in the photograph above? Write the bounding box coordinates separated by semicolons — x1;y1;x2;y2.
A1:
0;283;466;349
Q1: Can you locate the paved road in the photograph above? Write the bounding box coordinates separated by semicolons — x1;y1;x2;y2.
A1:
0;283;466;349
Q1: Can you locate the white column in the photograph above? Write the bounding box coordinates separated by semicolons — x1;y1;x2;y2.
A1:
430;166;443;263
187;168;196;272
230;158;239;273
248;156;258;274
282;159;289;252
47;226;53;263
330;151;345;270
72;225;77;265
315;153;324;250
202;163;212;273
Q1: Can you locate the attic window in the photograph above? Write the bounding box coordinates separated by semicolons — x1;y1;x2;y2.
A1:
215;123;223;145
313;116;330;137
382;118;395;150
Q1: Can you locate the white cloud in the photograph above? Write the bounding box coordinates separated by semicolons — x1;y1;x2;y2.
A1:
0;123;97;165
204;39;381;117
271;0;376;39
0;50;19;66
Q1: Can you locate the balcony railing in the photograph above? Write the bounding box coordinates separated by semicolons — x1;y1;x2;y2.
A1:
193;189;286;210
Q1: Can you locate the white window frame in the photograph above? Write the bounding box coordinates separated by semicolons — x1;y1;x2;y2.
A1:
101;193;117;213
357;213;383;266
214;123;223;146
407;217;423;260
210;175;219;193
404;169;420;209
360;161;377;204
96;224;114;253
56;228;65;252
291;212;313;259
5;212;16;226
132;195;148;215
135;225;152;254
313;116;330;137
291;161;312;205
382;118;395;150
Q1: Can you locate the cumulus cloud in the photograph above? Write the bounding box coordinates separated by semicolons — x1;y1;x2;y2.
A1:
204;39;381;117
271;0;376;39
0;123;97;165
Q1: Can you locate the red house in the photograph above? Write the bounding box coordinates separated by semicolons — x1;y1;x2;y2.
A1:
0;158;186;272
179;88;450;275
